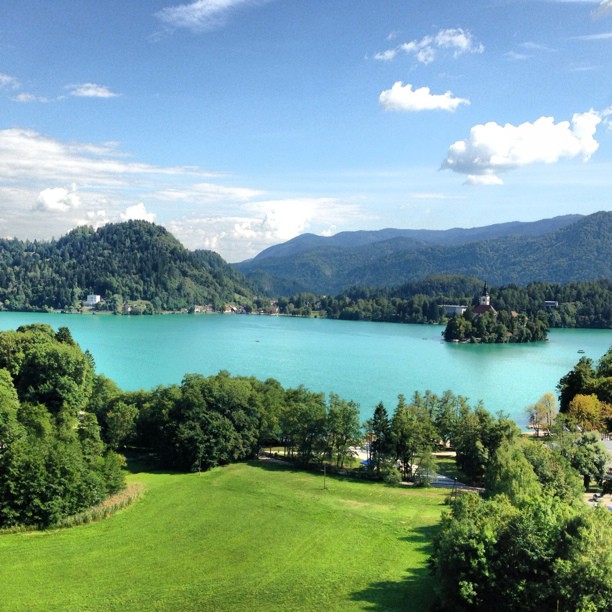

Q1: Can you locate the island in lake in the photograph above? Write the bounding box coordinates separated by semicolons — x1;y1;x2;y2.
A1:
443;283;548;343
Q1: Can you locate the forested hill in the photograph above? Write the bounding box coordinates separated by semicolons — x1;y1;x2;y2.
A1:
234;212;612;295
0;221;254;312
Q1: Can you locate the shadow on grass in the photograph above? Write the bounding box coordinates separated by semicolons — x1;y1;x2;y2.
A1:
350;566;436;611
350;524;439;611
246;458;308;475
250;457;420;488
122;451;183;476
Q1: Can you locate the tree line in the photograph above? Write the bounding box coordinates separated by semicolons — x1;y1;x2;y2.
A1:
3;321;609;530
275;277;612;329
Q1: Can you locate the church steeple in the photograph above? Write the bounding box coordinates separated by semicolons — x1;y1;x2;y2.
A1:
480;282;490;307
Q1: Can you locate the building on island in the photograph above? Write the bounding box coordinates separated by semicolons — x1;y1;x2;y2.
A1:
440;304;468;317
472;282;496;317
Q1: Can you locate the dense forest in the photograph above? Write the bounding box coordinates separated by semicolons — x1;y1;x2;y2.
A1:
0;325;124;527
275;276;612;329
0;221;254;312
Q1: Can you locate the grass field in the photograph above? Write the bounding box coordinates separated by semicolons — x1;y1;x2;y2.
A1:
0;459;447;611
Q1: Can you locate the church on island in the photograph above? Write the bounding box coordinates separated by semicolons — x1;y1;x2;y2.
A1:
472;283;496;317
443;282;548;344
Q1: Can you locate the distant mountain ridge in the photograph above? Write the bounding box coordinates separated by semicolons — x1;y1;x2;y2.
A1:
234;213;612;295
248;215;582;262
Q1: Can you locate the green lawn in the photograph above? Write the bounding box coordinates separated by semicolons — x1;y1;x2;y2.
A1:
0;460;446;611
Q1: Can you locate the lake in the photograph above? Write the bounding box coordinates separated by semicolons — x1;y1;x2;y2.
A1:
0;312;610;428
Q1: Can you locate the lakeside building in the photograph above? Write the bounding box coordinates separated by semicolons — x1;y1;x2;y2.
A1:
440;304;468;316
86;294;101;307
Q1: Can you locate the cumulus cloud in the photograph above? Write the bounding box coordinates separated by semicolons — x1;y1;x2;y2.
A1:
68;83;119;98
0;128;361;262
0;129;254;253
442;111;603;184
155;0;270;32
120;203;156;222
375;28;483;64
379;82;469;112
167;197;360;261
35;185;81;212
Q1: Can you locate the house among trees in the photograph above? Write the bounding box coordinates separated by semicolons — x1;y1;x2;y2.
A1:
86;294;101;307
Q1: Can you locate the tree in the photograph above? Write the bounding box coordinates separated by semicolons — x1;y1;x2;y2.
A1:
0;328;125;528
430;492;612;611
280;386;327;465
525;392;557;436
522;439;583;504
101;399;138;450
554;507;612;612
390;395;435;480
567;393;605;431
370;402;392;475
414;449;438;487
326;393;361;468
555;426;609;489
484;439;542;506
16;341;94;415
557;356;595;412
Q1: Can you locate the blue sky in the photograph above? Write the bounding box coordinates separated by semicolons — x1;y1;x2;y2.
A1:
1;0;611;261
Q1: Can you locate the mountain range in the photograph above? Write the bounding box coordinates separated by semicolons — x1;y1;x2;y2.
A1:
234;212;612;295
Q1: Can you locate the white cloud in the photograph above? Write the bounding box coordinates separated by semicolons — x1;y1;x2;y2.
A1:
442;111;603;184
153;182;261;203
465;173;505;186
167;197;360;261
35;185;81;212
0;128;203;186
155;0;269;32
0;73;20;90
0;129;257;253
574;31;612;40
69;83;119;98
13;92;49;103
0;128;364;262
373;48;398;62
120;203;156;222
379;82;469;112
375;28;483;64
595;0;612;16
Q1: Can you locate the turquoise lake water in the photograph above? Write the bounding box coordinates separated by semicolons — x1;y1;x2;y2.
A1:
1;312;610;428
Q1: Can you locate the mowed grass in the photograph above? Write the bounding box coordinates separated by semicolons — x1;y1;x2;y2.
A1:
0;460;446;611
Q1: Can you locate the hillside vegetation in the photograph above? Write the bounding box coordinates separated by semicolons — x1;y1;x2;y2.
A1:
0;221;254;312
235;212;612;295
